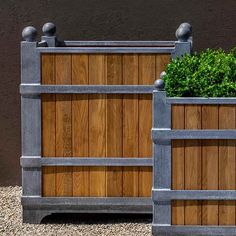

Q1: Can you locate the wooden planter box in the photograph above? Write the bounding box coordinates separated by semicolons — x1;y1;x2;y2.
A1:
152;83;236;235
20;22;192;223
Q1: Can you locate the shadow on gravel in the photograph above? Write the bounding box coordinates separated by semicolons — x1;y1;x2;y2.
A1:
41;213;152;225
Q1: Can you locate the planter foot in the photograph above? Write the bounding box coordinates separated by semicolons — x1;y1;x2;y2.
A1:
22;209;51;224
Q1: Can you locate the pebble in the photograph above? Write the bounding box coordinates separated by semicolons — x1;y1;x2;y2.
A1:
0;186;151;235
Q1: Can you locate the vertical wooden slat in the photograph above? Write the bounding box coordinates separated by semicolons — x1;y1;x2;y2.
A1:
123;54;139;197
72;55;89;196
106;54;123;197
219;105;236;225
138;55;155;197
155;54;170;78
184;105;202;225
42;54;56;197
89;55;106;197
172;105;185;225
201;105;219;225
55;54;72;196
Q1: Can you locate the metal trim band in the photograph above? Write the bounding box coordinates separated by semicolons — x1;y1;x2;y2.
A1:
152;129;236;141
21;156;152;168
20;84;154;95
63;40;176;47
153;189;236;201
167;97;236;104
36;46;175;53
152;225;236;236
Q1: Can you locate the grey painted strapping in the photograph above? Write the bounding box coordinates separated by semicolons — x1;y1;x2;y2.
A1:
20;84;154;94
21;156;153;167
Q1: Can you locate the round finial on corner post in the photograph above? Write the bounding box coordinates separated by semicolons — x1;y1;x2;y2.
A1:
22;26;37;42
154;79;165;91
160;71;167;80
175;22;192;42
154;71;166;91
42;22;56;36
179;22;192;33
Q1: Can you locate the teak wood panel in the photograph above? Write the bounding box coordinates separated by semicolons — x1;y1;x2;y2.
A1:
172;104;236;226
42;53;170;197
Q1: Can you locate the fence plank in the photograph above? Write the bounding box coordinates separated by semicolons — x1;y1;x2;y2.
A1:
72;55;89;196
123;55;139;197
89;55;106;196
155;54;170;78
219;105;236;225
201;105;219;225
55;55;73;196
42;54;56;196
138;55;155;196
106;55;123;196
172;105;185;225
184;105;202;225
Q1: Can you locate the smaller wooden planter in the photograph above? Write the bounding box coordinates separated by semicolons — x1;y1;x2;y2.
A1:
152;77;236;235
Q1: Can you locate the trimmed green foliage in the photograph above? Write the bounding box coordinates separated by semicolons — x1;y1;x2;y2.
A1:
163;48;236;97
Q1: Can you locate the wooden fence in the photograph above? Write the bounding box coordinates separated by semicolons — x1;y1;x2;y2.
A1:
20;22;192;223
41;53;170;197
152;80;236;235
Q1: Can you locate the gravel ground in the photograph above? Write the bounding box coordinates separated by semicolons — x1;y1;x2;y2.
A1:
0;186;151;236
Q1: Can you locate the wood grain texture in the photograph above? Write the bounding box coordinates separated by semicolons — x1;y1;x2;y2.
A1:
138;55;155;197
201;105;219;225
172;105;185;225
184;105;202;225
41;53;172;198
72;55;89;196
155;54;170;79
219;105;236;225
123;55;139;197
42;54;56;197
106;55;123;197
88;55;106;197
55;54;73;197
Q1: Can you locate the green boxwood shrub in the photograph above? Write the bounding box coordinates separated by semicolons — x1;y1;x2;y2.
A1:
163;48;236;97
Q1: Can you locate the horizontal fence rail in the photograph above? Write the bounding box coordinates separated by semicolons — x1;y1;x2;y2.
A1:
63;40;176;47
21;156;153;167
152;80;236;235
20;84;154;94
36;46;175;54
153;190;236;201
152;129;236;141
167;97;236;104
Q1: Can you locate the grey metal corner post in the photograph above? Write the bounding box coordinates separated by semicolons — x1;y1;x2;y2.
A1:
21;25;41;194
21;26;42;222
172;22;192;58
152;74;171;235
21;23;57;223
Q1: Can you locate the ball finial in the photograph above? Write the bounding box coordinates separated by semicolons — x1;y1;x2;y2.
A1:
176;22;192;42
160;71;167;80
42;22;56;36
179;22;192;33
154;80;165;91
22;26;37;42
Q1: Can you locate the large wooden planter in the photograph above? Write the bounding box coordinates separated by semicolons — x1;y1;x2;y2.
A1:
20;22;192;223
152;80;236;235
